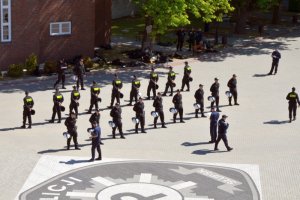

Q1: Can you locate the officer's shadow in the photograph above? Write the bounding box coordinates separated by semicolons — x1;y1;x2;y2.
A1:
192;149;227;155
263;120;290;125
253;73;270;77
59;159;91;165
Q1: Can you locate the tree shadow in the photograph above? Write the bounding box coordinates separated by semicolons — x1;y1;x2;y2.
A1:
192;149;227;155
263;120;290;125
182;142;210;146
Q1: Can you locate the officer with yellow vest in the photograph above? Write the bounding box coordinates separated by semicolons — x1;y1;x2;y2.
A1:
69;86;80;118
163;66;176;96
21;91;34;129
181;61;192;91
286;87;300;123
147;68;159;100
88;81;101;113
109;74;123;108
128;75;141;106
50;88;64;123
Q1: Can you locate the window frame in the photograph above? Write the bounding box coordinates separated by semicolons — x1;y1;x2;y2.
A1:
49;21;72;36
0;0;12;42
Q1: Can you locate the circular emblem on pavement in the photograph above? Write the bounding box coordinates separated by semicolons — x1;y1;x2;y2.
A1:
19;161;260;200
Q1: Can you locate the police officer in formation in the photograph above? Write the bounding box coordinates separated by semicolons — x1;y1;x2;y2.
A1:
163;67;176;96
88;81;101;114
153;92;167;128
147;68;159;100
181;61;192;92
210;78;221;112
214;115;233;151
172;89;184;123
110;74;123;108
128;75;141;106
194;84;206;118
268;49;281;75
65;112;80;150
73;58;86;90
209;107;219;143
227;74;239;106
133;97;146;133
89;110;100;126
54;59;67;89
50;88;64;123
89;121;102;161
69;86;80;118
286;87;300;123
21;91;34;129
110;103;125;139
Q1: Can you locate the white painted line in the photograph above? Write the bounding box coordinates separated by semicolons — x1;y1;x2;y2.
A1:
139;173;152;183
66;192;96;198
41;192;60;196
185;198;214;200
92;176;116;186
171;181;196;190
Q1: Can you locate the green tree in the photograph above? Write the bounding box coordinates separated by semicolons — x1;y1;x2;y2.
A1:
133;0;234;49
257;0;282;24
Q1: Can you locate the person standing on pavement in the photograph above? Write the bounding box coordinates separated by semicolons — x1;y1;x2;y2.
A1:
110;103;125;139
50;88;64;123
128;75;141;106
163;67;176;96
73;58;86;90
268;49;281;75
54;59;67;89
172;89;184;123
133;97;146;133
188;28;195;51
153;92;167;128
147;68;159;100
89;110;100;126
214;115;233;151
210;78;221;112
89;121;102;162
69;86;80;118
65;112;80;150
209;107;219;143
286;87;300;123
21;91;34;129
227;74;239;106
88;81;101;114
194;84;206;118
176;28;185;51
109;74;123;108
181;61;192;92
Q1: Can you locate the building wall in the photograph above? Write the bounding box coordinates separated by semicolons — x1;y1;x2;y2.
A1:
95;0;112;46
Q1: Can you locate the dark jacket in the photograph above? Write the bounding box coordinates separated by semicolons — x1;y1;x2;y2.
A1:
153;96;163;111
65;117;77;132
131;79;141;91
133;101;145;117
176;30;185;41
172;93;183;108
227;78;237;90
150;72;159;85
110;106;122;121
194;88;204;103
168;71;176;83
89;113;100;124
91;84;100;98
210;83;220;96
210;111;219;124
272;50;281;63
23;96;34;109
218;119;229;134
112;79;123;91
183;66;192;79
286;92;300;105
53;93;64;104
71;90;80;103
91;126;101;144
74;63;85;75
57;62;67;75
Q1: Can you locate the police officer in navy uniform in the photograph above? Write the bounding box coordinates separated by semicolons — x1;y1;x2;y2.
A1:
194;84;206;118
74;58;86;90
210;78;221;112
153;92;167;128
50;88;64;123
163;67;176;96
214;115;233;151
69;86;80;118
209;107;219;143
54;59;67;89
109;74;123;108
172;89;184;123
65;112;80;150
176;28;185;51
110;103;125;139
181;61;192;91
268;49;281;75
227;74;239;106
128;75;141;106
286;87;300;123
133;97;146;133
88;81;101;114
89;121;102;162
147;68;159;100
21;91;34;129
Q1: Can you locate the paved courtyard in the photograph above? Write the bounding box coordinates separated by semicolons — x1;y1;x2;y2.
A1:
1;31;300;200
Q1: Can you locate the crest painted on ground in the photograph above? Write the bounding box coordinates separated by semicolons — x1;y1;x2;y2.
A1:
19;161;260;200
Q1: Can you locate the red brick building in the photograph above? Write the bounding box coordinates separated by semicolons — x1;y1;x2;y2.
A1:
0;0;111;69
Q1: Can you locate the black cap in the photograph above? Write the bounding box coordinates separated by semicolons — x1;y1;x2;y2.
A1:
72;85;76;89
233;74;237;77
199;84;204;87
25;91;29;95
215;78;219;81
184;61;188;64
222;115;228;118
169;66;173;69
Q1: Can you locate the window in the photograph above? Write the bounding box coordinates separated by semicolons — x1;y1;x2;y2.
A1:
50;22;71;36
1;0;11;42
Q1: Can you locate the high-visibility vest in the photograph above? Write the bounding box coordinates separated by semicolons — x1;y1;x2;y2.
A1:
93;87;100;92
73;92;80;97
151;73;158;78
25;98;33;103
115;80;122;85
56;95;63;100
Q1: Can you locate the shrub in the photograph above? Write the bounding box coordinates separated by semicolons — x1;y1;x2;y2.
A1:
7;63;24;78
83;57;94;69
44;60;58;75
25;53;38;75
